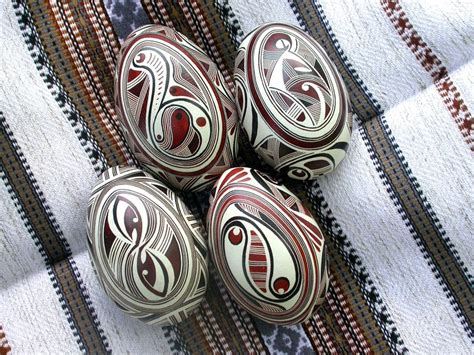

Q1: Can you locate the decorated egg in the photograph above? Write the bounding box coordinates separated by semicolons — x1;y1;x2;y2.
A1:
207;167;328;324
234;23;352;180
115;25;238;191
86;166;208;325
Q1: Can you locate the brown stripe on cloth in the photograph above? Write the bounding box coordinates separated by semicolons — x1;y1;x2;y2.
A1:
305;301;352;354
304;312;338;354
50;0;133;161
0;112;109;353
196;300;233;353
292;0;473;341
24;0;132;168
83;1;119;75
141;0;174;28
0;324;12;355
177;0;234;89
314;302;353;354
141;0;196;40
176;312;213;354
210;266;268;353
13;1;109;173
327;279;371;353
188;0;240;80
50;1;114;102
205;276;257;353
382;0;474;151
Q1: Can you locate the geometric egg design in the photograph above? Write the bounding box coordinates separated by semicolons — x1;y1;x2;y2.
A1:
207;167;328;324
86;166;208;325
115;25;239;191
234;23;352;180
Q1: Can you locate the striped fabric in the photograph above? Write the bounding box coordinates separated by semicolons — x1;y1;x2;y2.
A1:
0;0;472;353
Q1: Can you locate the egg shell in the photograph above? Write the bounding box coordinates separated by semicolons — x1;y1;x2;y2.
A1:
115;25;239;191
234;23;352;180
86;166;208;325
207;167;328;325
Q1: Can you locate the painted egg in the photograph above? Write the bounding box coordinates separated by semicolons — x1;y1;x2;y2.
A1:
115;25;239;191
86;166;208;325
234;23;352;180
207;167;328;324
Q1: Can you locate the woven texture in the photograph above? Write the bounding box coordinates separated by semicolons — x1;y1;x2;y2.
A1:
0;0;472;353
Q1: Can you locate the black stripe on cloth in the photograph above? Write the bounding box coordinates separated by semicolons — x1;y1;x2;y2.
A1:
307;181;407;352
291;0;473;339
213;0;245;47
299;180;405;353
13;2;108;173
163;325;190;355
12;1;108;174
0;111;110;353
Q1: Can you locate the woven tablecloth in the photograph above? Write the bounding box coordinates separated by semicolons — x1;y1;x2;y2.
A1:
0;0;472;353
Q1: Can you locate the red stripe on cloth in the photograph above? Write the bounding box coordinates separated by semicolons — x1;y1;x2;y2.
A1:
177;0;235;91
211;266;268;354
196;300;232;354
304;314;339;354
326;276;372;354
50;1;135;165
83;2;118;75
382;0;474;151
141;0;175;28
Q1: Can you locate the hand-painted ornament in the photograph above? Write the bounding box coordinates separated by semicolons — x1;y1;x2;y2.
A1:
86;166;208;325
207;167;328;324
115;25;239;191
234;23;352;180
